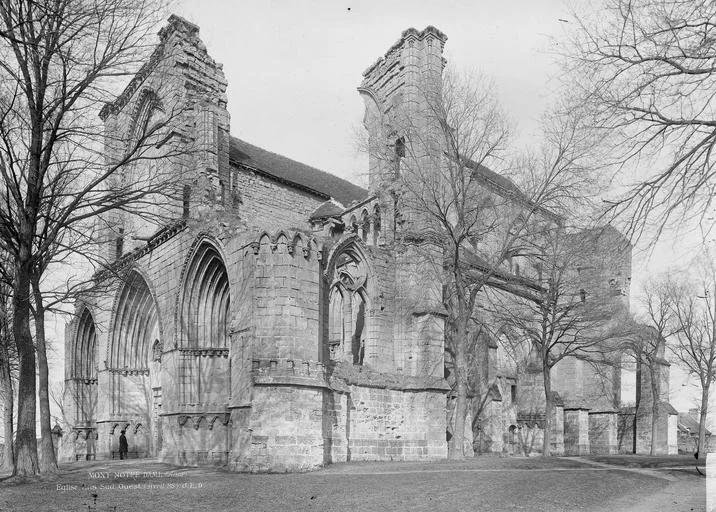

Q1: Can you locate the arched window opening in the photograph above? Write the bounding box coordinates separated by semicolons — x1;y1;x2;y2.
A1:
115;228;125;260
73;308;98;425
328;287;344;360
361;210;370;243
395;137;405;159
180;243;230;348
74;309;97;380
182;185;191;218
373;205;381;245
230;171;241;207
327;249;369;365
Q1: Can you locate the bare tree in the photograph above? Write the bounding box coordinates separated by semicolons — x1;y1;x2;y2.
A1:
0;261;16;472
0;0;195;476
668;251;716;458
493;227;630;456
627;277;680;455
389;70;524;459
565;0;716;243
383;67;600;458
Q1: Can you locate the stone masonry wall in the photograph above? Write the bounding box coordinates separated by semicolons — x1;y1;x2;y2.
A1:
242;385;325;472
346;386;446;461
589;412;617;454
233;164;326;233
564;409;590;455
251;231;321;361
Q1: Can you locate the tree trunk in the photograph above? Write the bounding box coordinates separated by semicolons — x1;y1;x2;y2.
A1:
698;383;710;458
32;277;57;473
449;325;468;460
12;263;39;476
543;366;552;457
0;340;13;473
649;366;659;456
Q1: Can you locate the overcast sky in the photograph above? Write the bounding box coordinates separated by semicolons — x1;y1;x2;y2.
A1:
175;0;572;180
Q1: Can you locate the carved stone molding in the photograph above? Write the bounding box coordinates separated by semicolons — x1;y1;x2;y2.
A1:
178;348;229;358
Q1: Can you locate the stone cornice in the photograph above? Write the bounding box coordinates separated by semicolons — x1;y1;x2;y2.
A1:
177;347;229;358
99;15;200;121
106;368;149;376
362;26;448;78
95;219;187;282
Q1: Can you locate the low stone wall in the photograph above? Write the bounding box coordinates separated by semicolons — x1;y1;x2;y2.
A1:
564;409;590;455
617;411;635;454
345;386;446;462
589;412;617;454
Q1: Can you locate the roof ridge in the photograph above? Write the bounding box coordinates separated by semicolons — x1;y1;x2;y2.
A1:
228;136;368;206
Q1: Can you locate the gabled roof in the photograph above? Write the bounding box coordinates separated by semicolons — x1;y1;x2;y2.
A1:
463;157;562;223
229;137;368;206
678;413;711;436
465;158;523;197
310;200;345;220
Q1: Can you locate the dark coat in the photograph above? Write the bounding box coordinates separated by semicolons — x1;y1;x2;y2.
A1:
119;433;128;452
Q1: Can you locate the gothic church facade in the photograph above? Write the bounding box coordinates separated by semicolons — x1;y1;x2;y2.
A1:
61;16;674;471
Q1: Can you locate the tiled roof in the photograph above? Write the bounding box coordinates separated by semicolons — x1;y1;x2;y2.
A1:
463;157;561;222
465;158;523;197
678;413;711;436
229;137;368;207
310;200;345;220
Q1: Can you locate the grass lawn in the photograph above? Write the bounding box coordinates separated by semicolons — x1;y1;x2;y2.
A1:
0;455;705;512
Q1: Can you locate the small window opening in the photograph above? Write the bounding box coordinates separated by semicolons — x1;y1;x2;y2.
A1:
231;172;241;207
115;228;124;259
373;206;381;245
361;212;370;243
395;137;405;158
182;185;191;218
352;300;366;365
511;384;517;404
580;289;587;303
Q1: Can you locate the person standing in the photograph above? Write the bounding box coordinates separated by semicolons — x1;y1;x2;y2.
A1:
119;430;128;460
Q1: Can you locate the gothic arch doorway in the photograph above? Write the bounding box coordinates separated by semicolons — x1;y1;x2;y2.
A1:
108;270;162;458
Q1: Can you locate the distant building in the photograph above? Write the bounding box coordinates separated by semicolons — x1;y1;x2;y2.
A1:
678;409;714;454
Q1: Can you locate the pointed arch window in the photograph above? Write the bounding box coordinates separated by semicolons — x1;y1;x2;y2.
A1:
72;308;98;425
327;250;369;365
74;309;97;380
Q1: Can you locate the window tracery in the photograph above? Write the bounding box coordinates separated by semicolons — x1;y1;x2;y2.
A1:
327;250;369;365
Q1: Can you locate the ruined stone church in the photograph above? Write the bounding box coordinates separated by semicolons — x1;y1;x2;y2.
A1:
61;16;677;471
